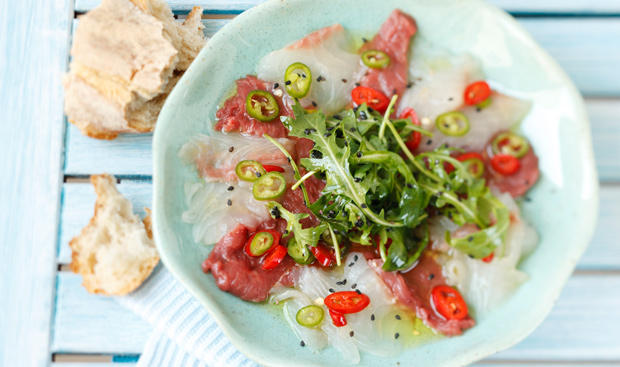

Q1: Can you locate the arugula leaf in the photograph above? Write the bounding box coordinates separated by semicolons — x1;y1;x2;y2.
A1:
380;225;429;271
267;202;326;249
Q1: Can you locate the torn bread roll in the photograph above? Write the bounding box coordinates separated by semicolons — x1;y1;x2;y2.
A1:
69;174;159;295
63;0;206;139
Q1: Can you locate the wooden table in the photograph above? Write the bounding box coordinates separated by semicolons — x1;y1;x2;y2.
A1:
1;1;619;366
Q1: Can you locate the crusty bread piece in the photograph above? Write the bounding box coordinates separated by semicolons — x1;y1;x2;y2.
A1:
69;174;159;295
63;0;206;139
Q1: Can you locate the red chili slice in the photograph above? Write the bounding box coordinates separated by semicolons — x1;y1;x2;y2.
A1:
351;86;390;113
324;291;370;314
490;154;520;176
262;164;285;173
400;107;422;151
328;309;347;327
261;244;287;270
464;81;491;105
431;285;468;320
482;252;494;263
309;244;335;267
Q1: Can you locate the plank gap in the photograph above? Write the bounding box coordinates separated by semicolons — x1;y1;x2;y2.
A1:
52;354;112;363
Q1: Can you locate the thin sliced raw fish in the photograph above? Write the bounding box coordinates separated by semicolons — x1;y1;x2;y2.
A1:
215;75;293;138
357;10;418;101
368;252;475;336
486;147;540;198
179;132;295;182
420;92;531;152
203;224;294;302
182;180;272;245
257;24;360;115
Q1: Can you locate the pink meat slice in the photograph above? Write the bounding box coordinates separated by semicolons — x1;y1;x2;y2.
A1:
215;75;293;138
487;148;540;198
288;24;344;50
368;252;475;336
202;224;294;302
358;9;417;100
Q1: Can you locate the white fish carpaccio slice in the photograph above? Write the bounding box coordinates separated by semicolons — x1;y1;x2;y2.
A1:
271;253;402;364
256;24;360;115
399;46;531;152
435;192;538;317
179;133;296;183
181;180;270;245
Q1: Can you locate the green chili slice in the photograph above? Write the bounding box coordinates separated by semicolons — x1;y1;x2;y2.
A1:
235;160;266;182
492;132;530;158
436;111;470;136
249;232;275;256
284;62;312;98
246;90;280;122
464;159;485;178
476;97;492;110
361;50;390;69
296;305;324;327
286;237;313;265
252;172;286;200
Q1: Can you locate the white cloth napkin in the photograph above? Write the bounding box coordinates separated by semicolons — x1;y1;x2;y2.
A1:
116;266;261;367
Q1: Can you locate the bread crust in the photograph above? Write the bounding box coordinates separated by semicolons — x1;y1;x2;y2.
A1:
69;174;160;295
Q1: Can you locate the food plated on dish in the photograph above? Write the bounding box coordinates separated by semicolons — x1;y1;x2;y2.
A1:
152;0;597;366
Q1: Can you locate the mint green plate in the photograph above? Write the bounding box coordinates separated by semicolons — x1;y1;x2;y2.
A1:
152;0;598;365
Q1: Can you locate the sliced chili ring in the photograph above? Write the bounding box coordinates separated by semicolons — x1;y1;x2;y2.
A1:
436;111;469;136
246;90;280;122
351;86;390;113
296;305;325;328
235;160;266;182
262;164;285;173
284;62;312;98
482;252;494;263
328;309;347;327
244;231;279;257
431;285;468;320
261;244;287;270
324;291;370;314
400;107;422;151
361;49;391;69
287;237;313;265
309;244;335;267
456;152;485;179
492;131;530;158
464;81;491;106
490;154;520;175
252;172;287;201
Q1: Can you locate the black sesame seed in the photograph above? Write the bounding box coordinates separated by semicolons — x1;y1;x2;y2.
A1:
300;340;305;347
270;206;281;219
273;82;279;89
428;273;435;280
448;97;453;101
350;127;356;133
426;140;432;145
361;204;368;209
367;107;374;113
228;146;234;152
356;151;362;158
285;80;292;85
354;255;359;261
362;37;368;43
395;314;401;320
468;254;475;259
341;78;348;83
467;236;474;242
354;177;362;183
394;333;400;339
312;101;317;107
336;279;347;285
327;210;336;218
355;219;363;227
406;183;413;189
351;283;358;289
227;199;232;206
476;107;482;112
392;88;397;95
335;129;344;139
333;114;342;120
359;111;368;120
317;75;325;82
350;331;355;337
329;288;335;293
355;289;361;295
287;157;291;163
371;314;375;321
311;150;323;159
255;172;262;178
355;82;361;87
525;180;530;185
323;132;332;138
304;128;312;135
406;82;414;88
283;230;289;235
348;262;355;267
227;186;234;191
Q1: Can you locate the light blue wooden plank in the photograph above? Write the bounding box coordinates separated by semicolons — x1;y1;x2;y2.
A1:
519;18;620;97
489;274;620;361
52;272;620;359
0;0;73;366
75;0;620;14
587;99;620;183
579;185;620;270
58;181;153;264
53;364;135;367
52;273;152;354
